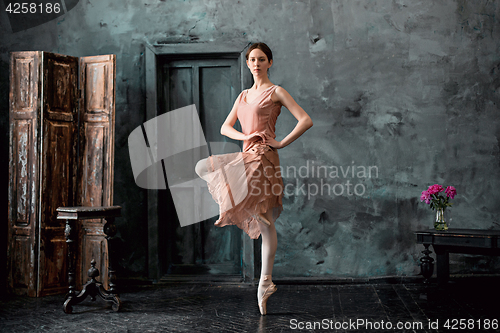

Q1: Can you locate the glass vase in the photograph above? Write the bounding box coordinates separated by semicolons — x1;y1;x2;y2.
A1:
434;208;448;231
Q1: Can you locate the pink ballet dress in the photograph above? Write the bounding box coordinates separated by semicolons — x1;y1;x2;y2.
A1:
201;85;284;239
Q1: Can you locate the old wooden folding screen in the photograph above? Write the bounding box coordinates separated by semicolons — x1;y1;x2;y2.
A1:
7;51;115;297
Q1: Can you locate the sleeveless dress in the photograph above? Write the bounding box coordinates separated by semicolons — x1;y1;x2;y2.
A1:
198;85;284;239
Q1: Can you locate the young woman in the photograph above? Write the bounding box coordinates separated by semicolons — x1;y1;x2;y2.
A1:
196;42;313;315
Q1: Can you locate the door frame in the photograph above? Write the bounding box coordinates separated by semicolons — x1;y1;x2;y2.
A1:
145;42;256;282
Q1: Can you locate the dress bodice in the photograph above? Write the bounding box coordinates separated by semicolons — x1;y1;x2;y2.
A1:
237;85;282;152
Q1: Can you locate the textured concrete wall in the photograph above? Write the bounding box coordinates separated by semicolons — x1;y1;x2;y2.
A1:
1;0;499;282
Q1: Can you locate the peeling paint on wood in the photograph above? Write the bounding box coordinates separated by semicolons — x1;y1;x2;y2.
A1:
8;52;115;296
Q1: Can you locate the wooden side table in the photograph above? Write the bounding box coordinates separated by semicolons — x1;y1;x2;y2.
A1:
57;206;122;314
415;228;500;285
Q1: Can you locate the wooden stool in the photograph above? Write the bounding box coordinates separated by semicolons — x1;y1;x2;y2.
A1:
57;206;122;313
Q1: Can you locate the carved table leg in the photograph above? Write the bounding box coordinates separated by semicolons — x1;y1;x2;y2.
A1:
63;260;101;314
64;219;77;313
420;244;434;284
103;217;121;311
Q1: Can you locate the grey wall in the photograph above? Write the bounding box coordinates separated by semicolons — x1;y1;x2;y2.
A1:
1;0;499;284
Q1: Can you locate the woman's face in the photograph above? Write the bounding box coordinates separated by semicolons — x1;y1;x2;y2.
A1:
246;48;272;77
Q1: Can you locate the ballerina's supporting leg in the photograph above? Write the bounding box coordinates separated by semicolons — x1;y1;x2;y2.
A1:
257;209;277;315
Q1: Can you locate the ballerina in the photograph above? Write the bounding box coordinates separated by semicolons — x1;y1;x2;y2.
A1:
196;42;313;315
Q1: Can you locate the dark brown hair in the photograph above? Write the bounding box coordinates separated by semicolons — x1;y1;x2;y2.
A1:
245;42;273;62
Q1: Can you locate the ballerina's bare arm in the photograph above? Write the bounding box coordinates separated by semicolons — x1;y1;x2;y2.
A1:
267;86;313;149
220;92;262;141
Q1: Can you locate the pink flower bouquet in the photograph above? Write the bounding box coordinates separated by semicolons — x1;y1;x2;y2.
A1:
420;184;456;210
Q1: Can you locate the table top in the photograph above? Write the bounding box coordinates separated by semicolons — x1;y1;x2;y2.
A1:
56;206;121;212
415;228;500;237
56;206;122;219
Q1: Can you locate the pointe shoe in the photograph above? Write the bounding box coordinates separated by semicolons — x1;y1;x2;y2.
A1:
258;278;277;315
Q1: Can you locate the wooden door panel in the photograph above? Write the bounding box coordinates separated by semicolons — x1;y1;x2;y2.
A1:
12;120;34;224
83;62;110;114
160;58;242;276
11;234;33;289
77;55;115;288
39;229;67;292
197;62;241;274
38;52;78;296
37;121;73;295
161;63;196;269
43;121;76;225
165;67;193;111
8;51;42;296
78;55;115;207
79;123;106;206
46;57;77;117
199;66;231;142
12;54;37;112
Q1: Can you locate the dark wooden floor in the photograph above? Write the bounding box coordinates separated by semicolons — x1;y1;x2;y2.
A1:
0;276;499;332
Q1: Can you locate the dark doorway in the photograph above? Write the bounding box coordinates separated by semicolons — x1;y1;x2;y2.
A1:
157;54;243;279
